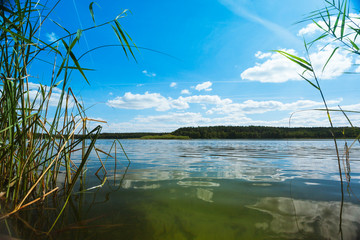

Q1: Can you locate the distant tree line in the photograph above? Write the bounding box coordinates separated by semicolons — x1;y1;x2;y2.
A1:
62;126;360;139
171;126;360;139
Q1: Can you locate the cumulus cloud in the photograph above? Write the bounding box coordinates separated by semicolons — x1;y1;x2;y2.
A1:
255;51;271;59
27;82;75;108
106;92;232;111
181;95;232;105
98;103;358;132
107;92;174;111
309;46;352;79
298;13;360;38
241;46;352;83
168;95;232;111
106;91;345;124
181;89;190;95
207;98;342;115
98;91;357;132
243;13;360;84
241;49;303;83
195;81;212;91
104;90;353;132
298;22;322;36
46;32;58;42
170;82;177;88
142;70;156;77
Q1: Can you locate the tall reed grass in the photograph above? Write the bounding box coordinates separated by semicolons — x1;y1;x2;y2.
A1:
276;0;360;237
0;0;135;233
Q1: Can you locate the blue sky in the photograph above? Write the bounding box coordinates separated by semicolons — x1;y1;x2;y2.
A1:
30;0;360;132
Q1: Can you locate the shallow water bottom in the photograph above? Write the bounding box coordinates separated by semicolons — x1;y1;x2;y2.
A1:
43;178;360;240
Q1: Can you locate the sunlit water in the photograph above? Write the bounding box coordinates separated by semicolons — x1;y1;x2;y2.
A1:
4;139;360;239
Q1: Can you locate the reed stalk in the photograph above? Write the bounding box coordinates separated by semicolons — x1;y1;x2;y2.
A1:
276;0;360;237
0;0;135;234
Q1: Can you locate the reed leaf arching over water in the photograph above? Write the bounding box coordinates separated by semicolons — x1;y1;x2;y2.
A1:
0;0;134;233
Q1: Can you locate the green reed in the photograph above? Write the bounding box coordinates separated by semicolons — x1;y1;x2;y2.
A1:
0;0;135;231
276;0;360;236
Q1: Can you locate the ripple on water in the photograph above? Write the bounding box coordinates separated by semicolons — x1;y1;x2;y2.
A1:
177;180;220;187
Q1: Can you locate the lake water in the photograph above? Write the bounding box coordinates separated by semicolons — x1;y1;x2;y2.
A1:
3;139;360;239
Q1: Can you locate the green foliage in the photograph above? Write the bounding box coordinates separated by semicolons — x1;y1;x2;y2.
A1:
172;126;360;139
0;0;135;234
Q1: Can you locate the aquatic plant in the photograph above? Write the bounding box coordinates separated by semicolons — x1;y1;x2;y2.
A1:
0;0;134;233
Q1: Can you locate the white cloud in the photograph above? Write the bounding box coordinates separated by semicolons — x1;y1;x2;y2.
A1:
195;81;213;91
243;13;360;84
208;98;343;115
98;94;359;132
142;70;156;77
98;104;358;132
298;22;322;36
26;82;76;108
168;95;232;111
241;46;352;83
46;32;58;42
241;49;303;83
298;13;360;38
106;92;173;111
310;46;352;79
170;98;189;110
255;51;271;59
104;90;354;132
106;92;232;111
181;95;232;105
170;82;177;88
106;92;344;121
181;89;190;95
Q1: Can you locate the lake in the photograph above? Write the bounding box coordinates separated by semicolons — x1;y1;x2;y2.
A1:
3;139;360;239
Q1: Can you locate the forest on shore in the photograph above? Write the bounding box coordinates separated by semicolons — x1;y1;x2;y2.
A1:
95;126;360;139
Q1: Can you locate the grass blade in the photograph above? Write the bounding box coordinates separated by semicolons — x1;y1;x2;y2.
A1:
322;46;339;72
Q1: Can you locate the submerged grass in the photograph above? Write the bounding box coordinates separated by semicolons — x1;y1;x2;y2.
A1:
0;0;135;235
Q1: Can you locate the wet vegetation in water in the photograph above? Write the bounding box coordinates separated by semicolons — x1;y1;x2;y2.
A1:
0;0;134;236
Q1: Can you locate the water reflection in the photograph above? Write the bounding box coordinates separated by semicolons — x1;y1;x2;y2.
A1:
2;139;360;239
249;197;360;240
196;188;214;202
105;139;360;184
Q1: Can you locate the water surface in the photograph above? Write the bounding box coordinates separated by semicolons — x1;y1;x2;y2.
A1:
4;139;360;239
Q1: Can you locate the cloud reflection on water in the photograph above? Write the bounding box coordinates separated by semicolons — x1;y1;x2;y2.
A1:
249;197;360;240
92;140;360;188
